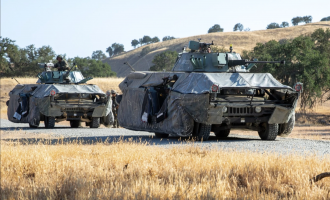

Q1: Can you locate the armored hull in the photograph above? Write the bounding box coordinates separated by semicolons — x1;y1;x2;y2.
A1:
117;41;301;140
7;69;113;128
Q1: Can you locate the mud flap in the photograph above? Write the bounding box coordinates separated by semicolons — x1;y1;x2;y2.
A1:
268;106;293;124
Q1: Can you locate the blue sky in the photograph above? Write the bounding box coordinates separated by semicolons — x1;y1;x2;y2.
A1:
1;0;329;58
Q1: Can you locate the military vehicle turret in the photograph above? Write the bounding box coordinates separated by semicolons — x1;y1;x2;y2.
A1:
7;61;113;128
117;40;302;140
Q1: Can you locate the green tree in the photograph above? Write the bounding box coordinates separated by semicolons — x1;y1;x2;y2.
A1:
112;43;124;55
302;15;313;23
320;16;330;21
140;46;151;57
266;23;280;29
242;28;330;111
280;22;289;28
73;57;116;77
91;50;107;60
208;24;224;33
131;39;139;48
151;37;160;43
233;23;244;31
139;38;143;46
1;37;58;77
291;16;303;26
150;51;178;71
107;43;125;56
142;36;152;44
106;46;113;57
162;36;175;41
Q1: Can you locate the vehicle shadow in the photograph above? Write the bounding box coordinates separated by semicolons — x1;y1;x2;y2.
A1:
2;134;261;145
0;126;108;131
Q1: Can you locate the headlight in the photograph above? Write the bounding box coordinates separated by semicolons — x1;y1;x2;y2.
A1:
255;106;262;113
222;106;227;113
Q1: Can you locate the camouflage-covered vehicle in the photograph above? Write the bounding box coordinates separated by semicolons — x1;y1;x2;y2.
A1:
7;62;113;128
117;40;302;140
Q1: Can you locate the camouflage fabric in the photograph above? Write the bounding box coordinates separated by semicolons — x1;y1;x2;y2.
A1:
112;95;119;128
54;60;69;71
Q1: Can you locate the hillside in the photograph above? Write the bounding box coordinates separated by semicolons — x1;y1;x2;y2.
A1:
103;21;330;77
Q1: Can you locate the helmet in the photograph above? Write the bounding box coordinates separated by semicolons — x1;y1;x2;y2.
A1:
111;90;117;94
56;55;63;59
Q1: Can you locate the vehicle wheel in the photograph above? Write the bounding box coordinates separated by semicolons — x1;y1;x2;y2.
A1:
278;112;295;137
154;133;169;138
214;129;230;138
258;123;278;140
90;117;100;128
193;123;211;141
44;116;55;129
70;120;80;128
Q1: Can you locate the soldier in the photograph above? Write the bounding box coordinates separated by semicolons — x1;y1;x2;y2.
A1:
111;90;120;128
54;55;69;71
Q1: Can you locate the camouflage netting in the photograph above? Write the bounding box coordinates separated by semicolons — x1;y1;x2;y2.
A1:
118;72;295;136
7;84;107;124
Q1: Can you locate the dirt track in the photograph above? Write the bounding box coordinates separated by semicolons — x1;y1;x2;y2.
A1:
1;119;330;157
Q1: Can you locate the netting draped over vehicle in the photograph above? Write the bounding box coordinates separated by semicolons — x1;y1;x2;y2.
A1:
118;72;294;136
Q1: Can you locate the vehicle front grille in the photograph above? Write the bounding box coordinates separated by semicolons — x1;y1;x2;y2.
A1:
228;107;254;114
64;107;86;111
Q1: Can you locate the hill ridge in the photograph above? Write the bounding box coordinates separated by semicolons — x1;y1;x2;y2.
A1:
103;21;330;77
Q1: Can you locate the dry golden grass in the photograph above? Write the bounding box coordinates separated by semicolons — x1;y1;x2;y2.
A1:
104;21;330;77
1;139;329;199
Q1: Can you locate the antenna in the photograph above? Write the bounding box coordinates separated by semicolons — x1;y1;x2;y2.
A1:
123;62;136;72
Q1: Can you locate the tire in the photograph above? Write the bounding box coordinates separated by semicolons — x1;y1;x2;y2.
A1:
70;120;80;128
44;116;55;129
258;123;278;140
214;129;230;138
154;133;169;138
90;117;100;128
193;123;211;141
278;113;295;137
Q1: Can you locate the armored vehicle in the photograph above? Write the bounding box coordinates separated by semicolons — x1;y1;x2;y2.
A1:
7;62;113;128
117;41;302;140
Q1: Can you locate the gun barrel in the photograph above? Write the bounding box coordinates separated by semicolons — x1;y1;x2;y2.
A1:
228;60;285;67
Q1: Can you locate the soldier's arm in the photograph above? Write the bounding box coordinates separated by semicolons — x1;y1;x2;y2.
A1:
113;98;119;106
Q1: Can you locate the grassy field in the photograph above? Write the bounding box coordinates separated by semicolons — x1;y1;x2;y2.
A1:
1;139;329;199
103;21;330;77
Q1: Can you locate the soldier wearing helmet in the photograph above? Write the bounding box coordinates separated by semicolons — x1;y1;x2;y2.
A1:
111;90;120;128
54;55;69;71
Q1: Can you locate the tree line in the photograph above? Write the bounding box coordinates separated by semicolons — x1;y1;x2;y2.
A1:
207;15;330;33
242;28;330;111
0;37;116;77
131;35;176;49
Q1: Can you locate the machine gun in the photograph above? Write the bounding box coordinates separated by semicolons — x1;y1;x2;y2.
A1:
189;40;214;52
228;59;285;71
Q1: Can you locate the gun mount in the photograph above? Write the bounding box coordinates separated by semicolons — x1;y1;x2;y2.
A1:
172;40;285;73
37;61;93;84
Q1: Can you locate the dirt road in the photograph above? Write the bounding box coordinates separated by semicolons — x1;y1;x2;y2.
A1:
1;119;330;157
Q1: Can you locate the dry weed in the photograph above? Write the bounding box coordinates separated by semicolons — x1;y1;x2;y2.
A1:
1;139;330;199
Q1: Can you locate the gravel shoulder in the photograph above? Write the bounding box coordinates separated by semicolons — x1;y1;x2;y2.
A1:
1;119;330;157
